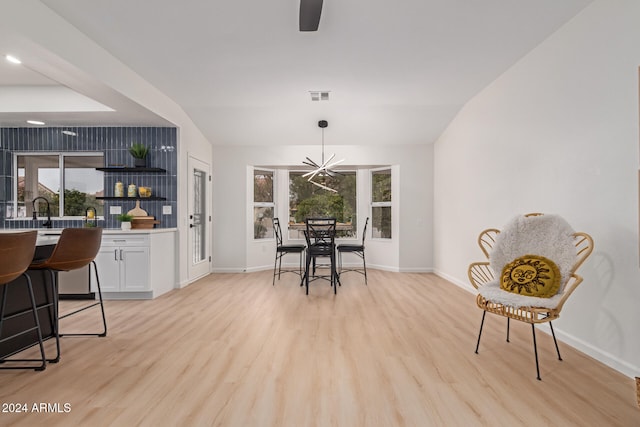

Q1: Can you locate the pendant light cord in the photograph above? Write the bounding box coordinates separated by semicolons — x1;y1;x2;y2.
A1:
321;127;325;165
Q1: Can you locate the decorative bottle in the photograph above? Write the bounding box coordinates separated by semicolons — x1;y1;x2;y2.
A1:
114;181;124;197
128;184;137;197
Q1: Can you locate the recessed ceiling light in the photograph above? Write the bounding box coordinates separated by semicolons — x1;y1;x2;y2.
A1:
61;130;77;136
26;120;45;126
5;55;22;64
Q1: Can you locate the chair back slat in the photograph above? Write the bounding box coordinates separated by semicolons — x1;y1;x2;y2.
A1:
361;217;369;246
273;218;284;246
478;228;500;259
305;218;337;246
572;232;594;274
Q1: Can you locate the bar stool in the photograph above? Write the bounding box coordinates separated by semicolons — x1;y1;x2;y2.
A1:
0;231;47;371
29;228;106;348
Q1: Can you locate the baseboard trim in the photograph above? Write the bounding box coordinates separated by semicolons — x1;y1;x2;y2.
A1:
433;270;640;379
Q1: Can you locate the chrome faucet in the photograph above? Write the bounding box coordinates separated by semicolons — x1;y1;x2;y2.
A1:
32;196;52;228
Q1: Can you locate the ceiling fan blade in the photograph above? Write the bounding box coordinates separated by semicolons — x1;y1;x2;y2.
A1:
299;0;323;32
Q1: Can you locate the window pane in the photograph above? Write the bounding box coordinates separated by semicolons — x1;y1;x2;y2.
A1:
289;171;356;238
63;156;104;217
16;154;104;218
372;206;392;238
254;207;274;239
17;155;60;218
372;169;391;202
192;168;206;263
254;170;273;203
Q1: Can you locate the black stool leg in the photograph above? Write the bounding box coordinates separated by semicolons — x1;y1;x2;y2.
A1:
362;251;367;285
272;251;278;286
531;324;541;380
549;321;562;361
0;274;47;371
24;273;46;371
46;269;60;363
475;311;486;354
58;261;107;337
506;318;510;342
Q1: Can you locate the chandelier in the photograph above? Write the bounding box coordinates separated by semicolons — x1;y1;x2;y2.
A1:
302;120;345;192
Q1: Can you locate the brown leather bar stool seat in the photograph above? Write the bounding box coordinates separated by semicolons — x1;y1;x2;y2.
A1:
0;231;47;371
29;228;107;347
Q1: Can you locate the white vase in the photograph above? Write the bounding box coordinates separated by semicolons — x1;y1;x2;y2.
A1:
121;221;132;231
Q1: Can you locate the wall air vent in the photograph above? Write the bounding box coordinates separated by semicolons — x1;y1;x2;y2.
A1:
310;91;330;101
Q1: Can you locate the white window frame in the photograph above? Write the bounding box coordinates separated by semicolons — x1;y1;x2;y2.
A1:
12;152;104;220
287;169;358;241
370;166;392;240
252;167;276;240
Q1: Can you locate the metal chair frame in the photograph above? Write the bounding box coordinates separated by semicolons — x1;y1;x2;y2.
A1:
272;218;306;286
303;218;338;295
337;217;369;284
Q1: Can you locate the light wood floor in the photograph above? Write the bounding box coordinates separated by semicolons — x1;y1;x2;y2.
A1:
1;270;638;426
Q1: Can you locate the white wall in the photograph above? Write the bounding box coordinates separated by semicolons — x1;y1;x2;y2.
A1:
212;144;433;273
434;0;640;377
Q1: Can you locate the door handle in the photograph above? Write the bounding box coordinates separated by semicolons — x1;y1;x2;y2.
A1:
114;249;118;261
120;249;124;261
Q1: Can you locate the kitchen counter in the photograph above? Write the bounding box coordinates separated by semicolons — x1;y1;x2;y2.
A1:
0;228;177;244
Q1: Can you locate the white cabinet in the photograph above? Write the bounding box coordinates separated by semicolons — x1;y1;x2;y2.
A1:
92;231;176;299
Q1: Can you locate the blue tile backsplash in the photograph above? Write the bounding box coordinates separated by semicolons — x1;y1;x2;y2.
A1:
0;127;177;229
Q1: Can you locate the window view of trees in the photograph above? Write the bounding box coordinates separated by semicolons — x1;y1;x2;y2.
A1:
14;154;104;219
253;169;274;239
289;171;356;238
371;169;392;238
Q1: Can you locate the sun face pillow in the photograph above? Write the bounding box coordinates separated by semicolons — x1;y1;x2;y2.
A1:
500;254;561;298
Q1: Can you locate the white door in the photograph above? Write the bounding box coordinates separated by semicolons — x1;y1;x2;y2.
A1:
188;155;211;281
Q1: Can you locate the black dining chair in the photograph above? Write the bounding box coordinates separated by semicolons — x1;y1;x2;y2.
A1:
303;218;338;295
272;218;306;286
337;217;369;284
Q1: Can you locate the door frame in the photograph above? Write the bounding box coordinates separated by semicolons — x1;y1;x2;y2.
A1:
187;155;212;281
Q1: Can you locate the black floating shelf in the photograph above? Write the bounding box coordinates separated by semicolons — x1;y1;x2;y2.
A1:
96;196;167;201
96;167;167;173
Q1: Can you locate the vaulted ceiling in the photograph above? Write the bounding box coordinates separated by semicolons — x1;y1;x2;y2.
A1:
0;0;592;146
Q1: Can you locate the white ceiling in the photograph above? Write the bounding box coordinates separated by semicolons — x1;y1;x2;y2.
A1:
1;0;592;145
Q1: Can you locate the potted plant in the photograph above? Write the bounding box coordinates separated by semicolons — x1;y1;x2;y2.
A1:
128;143;149;168
117;213;133;230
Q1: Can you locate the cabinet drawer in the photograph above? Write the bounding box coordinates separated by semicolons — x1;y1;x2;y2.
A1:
101;235;150;247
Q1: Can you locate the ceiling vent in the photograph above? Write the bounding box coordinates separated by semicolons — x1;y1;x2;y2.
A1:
310;91;330;101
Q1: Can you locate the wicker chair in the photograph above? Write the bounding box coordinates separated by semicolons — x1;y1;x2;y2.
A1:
468;213;593;380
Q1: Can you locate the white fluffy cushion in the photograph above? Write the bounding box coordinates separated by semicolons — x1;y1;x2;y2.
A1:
478;214;577;309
